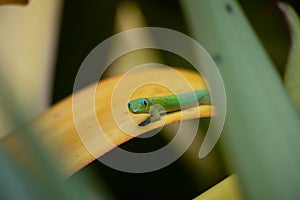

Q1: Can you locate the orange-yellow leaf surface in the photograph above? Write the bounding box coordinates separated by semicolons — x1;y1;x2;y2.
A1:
193;175;243;200
1;67;212;177
0;0;28;5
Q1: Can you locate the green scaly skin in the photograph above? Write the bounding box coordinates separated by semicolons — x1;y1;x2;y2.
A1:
127;90;211;126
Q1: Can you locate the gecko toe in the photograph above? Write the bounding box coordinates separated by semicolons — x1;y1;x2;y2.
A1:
138;118;151;126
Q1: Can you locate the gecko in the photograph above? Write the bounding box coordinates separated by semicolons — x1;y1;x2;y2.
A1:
127;90;211;126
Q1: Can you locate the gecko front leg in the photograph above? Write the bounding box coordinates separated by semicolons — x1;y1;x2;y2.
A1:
138;104;163;126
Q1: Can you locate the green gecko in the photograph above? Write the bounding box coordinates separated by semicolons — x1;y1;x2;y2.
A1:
127;90;211;126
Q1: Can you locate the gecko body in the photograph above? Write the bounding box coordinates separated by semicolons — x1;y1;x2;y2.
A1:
127;90;210;126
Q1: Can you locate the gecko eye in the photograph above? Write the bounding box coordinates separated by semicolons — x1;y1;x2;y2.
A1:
141;99;147;106
127;102;131;108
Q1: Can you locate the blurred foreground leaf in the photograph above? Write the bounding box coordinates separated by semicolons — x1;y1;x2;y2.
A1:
278;2;300;112
181;0;300;199
0;0;27;5
193;174;243;200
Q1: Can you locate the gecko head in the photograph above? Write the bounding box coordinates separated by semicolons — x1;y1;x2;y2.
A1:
127;98;150;113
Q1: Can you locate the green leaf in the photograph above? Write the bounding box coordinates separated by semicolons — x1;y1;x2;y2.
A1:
278;2;300;112
181;0;300;199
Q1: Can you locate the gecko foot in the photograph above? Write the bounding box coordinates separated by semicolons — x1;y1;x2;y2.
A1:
138;118;151;126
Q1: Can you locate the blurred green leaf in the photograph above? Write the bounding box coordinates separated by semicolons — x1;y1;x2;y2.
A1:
0;148;68;200
181;0;300;199
0;68;110;199
278;2;300;112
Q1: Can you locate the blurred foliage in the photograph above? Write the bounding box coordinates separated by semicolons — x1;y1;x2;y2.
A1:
279;2;300;111
181;0;300;199
50;0;300;199
1;0;300;199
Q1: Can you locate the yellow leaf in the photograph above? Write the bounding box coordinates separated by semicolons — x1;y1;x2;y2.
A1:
1;67;212;177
